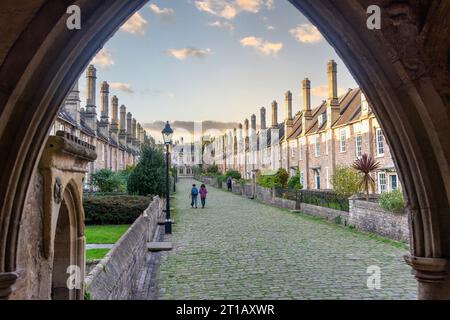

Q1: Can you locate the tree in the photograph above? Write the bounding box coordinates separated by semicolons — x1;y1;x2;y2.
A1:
352;154;381;201
288;170;303;190
91;169;122;193
276;168;289;188
127;142;166;197
331;166;361;198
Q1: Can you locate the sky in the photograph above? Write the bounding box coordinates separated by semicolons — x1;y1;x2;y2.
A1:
82;0;358;142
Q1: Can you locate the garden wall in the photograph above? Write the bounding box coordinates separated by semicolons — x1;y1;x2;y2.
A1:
301;203;349;223
84;196;164;300
349;199;409;242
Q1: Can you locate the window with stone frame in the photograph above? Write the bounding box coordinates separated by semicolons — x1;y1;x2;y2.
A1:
339;128;347;152
376;128;385;156
355;134;363;158
315;135;320;157
378;171;387;194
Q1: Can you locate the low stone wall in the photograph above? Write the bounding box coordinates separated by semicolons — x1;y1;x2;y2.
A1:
273;197;297;210
301;203;349;223
255;185;273;205
349;199;409;242
242;184;253;198
84;196;164;300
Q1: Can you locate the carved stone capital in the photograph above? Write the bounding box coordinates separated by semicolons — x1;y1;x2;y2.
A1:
0;272;18;299
404;255;448;283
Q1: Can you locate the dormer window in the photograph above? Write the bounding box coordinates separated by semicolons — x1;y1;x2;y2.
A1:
318;112;327;127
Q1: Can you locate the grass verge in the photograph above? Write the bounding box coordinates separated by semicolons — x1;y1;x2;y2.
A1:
85;224;130;244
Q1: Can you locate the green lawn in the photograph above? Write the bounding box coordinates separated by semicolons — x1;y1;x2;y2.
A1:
85;225;130;244
86;248;110;261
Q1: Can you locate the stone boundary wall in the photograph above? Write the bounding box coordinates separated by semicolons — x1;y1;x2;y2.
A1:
84;196;164;300
199;176;408;242
349;199;409;242
301;203;349;223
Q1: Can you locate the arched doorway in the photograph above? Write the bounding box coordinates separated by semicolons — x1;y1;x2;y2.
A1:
51;185;83;300
0;1;449;299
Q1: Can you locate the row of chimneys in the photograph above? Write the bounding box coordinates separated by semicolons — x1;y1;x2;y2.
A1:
236;60;339;135
66;65;145;146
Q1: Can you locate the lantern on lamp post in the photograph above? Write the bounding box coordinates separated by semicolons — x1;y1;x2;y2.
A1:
161;121;173;234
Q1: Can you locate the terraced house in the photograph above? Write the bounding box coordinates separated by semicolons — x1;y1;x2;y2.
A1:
50;65;146;189
208;60;399;194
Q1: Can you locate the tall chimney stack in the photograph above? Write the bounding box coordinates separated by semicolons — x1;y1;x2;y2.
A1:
271;101;278;128
285;91;293;121
260;107;266;130
132;118;137;144
302;78;313;135
327;60;340;128
63;81;81;126
328;60;338;105
98;81;110;137
84;65;97;132
251;114;256;131
110;96;119;140
126;112;133;144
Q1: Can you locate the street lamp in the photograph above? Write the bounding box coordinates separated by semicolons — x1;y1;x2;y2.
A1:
162;121;173;234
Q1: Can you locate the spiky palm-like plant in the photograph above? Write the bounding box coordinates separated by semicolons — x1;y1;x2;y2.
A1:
352;153;381;201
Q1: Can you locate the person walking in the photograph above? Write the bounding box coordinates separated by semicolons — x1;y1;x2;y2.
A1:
199;184;208;209
190;184;199;208
227;177;232;192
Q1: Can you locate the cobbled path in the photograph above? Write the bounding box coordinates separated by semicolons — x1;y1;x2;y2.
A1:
156;179;417;300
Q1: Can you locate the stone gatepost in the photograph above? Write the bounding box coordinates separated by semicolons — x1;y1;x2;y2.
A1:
10;131;96;300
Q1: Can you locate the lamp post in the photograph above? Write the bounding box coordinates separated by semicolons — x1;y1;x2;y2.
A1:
162;121;173;234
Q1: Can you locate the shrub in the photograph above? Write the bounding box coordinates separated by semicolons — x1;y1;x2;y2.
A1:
225;170;241;180
287;170;303;190
206;164;219;175
127;142;166;197
257;174;280;188
379;189;404;212
352;154;381;200
331;166;361;198
83;195;151;225
91;169;122;193
276;168;289;188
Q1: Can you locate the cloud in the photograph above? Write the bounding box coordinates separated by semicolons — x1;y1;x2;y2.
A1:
266;25;275;31
208;20;235;30
240;36;283;56
120;12;148;36
310;85;347;97
290;23;323;44
167;47;212;60
149;4;174;20
91;48;114;68
110;82;134;94
194;0;273;19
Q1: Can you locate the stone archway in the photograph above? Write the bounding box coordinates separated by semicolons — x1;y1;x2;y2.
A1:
0;1;449;299
51;180;86;300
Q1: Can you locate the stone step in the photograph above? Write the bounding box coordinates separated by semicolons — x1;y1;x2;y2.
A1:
147;242;172;252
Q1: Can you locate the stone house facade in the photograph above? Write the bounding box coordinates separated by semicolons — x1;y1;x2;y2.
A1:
201;60;400;194
50;65;146;189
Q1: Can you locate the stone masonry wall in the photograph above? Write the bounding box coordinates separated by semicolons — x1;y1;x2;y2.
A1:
349;199;409;242
84;196;163;300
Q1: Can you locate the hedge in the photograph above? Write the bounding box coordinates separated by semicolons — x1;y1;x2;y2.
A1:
83;194;152;225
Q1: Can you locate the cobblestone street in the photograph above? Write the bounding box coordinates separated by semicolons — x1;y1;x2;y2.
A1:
156;179;417;300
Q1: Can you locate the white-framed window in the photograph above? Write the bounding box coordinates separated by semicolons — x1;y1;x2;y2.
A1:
378;172;387;194
355;134;362;158
389;173;398;191
318;114;324;127
315;135;320;157
376;128;385;156
299;140;303;160
290;143;296;158
300;171;304;188
339;128;346;152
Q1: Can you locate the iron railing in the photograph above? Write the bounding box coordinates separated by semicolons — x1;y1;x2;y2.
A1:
274;187;350;212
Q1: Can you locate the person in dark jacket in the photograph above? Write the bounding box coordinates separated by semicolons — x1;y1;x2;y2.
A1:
227;177;232;191
191;184;199;208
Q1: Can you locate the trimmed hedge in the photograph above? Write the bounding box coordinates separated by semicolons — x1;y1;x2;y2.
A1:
83;194;152;225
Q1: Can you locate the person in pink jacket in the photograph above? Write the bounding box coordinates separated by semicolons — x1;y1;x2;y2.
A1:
199;184;208;208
